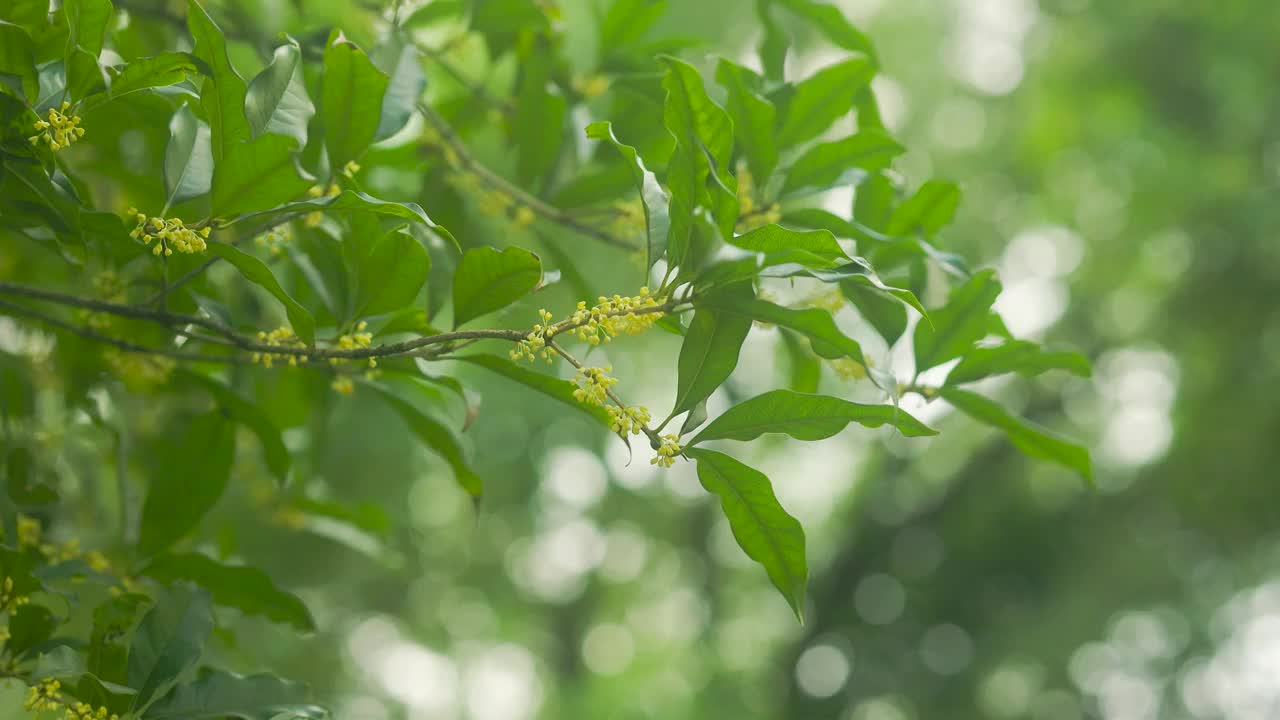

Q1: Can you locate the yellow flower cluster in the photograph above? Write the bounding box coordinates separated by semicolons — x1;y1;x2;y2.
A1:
734;164;781;234
104;349;176;389
252;326;307;368
806;288;846;313
342;160;361;178
510;308;555;363
331;322;375;367
127;210;210;257
829;358;867;381
571;74;610;98
651;434;683;468
568;287;665;344
24;679;120;720
254;225;292;258
29;102;84;150
572;366;618;406
606;404;651;436
330;376;355;395
1;576;30;613
609;198;645;239
16;515;40;549
305;183;342;226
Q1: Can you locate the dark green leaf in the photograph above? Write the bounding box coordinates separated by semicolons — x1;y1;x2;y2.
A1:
715;58;778;183
671;283;753;417
210;133;313;217
163;103;214;206
691;389;936;445
353;227;430;319
244;38;314;148
941;387;1092;480
455;354;612;428
781;131;904;197
225;191;455;249
913;269;1001;371
887;180;960;237
0;21;38;101
7;603;57;659
104;52;199;101
688;448;806;620
207;242;316;344
64;0;112;98
183;372;290;483
513;48;566;185
138;411;236;556
188;0;251;161
140;553;315;632
842;279;908;345
322;32;389;170
88;594;148;685
451;246;541;328
128;584;215;713
776;58;875;148
946;341;1091;385
586;121;671;269
369;383;483;498
698;293;865;365
143;671;326;720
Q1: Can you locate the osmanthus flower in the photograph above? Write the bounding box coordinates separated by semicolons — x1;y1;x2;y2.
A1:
28;102;84;150
651;434;683;468
733;163;781;234
331;376;355;395
252;326;307;368
24;678;120;720
104;349;176;389
126;210;210;257
606;404;651;436
572;366;618;406
333;321;375;368
0;576;30;612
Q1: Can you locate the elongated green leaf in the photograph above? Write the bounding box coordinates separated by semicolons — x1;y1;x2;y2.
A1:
856;171;895;231
941;387;1092;480
0;22;39;101
715;58;778;184
451;246;541;327
695;247;842;289
887;180;960;237
781;131;904;197
513;49;566;185
372;34;424;141
143;671;326;720
207;243;315;344
104;53;199;100
671;283;753;417
64;0;112;98
127;584;214;713
403;0;464;28
322;32;389;170
456;354;612;428
245;38;314;148
353;227;430;319
211;133;313;217
756;0;789;82
7;603;56;659
946;341;1091;385
138;412;235;556
163;104;214;206
842;279;908;345
225;191;456;249
88;594;148;685
730;223;849;260
699;294;865;365
776;58;875;149
586;121;671;269
774;0;877;61
600;0;667;50
140;553;314;632
691;389;936;445
913;269;1001;371
188;0;250;161
183;372;290;483
369;383;482;497
688;449;806;619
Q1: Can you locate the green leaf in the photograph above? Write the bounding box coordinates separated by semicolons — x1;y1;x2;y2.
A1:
188;0;251;161
127;584;215;713
687;449;806;620
244;38;315;148
913;269;1001;371
586;121;671;269
781;131;904;197
372;34;425;141
139;553;315;632
163;104;214;206
183;372;290;484
402;0;464;28
887;180;961;238
698;294;865;365
730;223;849;260
842;279;907;345
855;171;896;231
946;341;1091;386
756;0;789;82
104;52;200;100
941;387;1092;480
143;671;326;720
225;191;456;249
691;389;936;445
7;603;57;659
138;411;235;556
210;133;313;217
774;0;878;61
456;354;612;428
601;0;667;51
776;58;875;149
513;48;566;186
353;227;430;319
0;21;38;101
715;58;778;184
369;383;483;498
88;594;148;685
671;283;753;417
207;242;316;344
322;31;389;170
451;246;542;328
780;330;821;394
64;0;112;99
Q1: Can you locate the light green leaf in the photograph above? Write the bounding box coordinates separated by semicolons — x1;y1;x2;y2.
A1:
403;0;465;28
586;121;671;269
715;58;778;184
188;0;251;161
780;330;821;394
372;35;425;141
127;584;215;713
138;412;235;557
887;180;961;237
756;0;789;82
513;49;566;185
207;242;316;344
774;0;878;61
182;372;290;483
842;279;908;345
688;448;807;620
353;227;430;319
781;130;904;197
224;191;456;249
64;0;112;99
730;223;849;260
142;671;326;720
163;104;214;206
369;382;483;498
0;22;38;101
455;354;612;428
600;0;667;50
946;341;1091;385
941;387;1092;480
671;283;753;417
776;58;875;149
140;553;315;632
698;294;865;365
322;31;389;170
210;133;313;217
245;38;315;148
691;389;936;445
451;246;542;328
103;52;199;101
913;269;1001;371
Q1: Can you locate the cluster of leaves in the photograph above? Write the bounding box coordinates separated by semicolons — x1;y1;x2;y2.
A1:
0;0;1091;713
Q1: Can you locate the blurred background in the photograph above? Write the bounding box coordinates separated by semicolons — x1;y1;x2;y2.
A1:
15;0;1280;718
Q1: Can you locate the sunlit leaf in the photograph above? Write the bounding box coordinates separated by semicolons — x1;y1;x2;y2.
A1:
715;58;778;184
670;282;753;417
451;246;541;327
887;180;961;238
244;38;314;148
729;223;849;260
163;104;213;206
781;131;903;197
698;293;865;365
776;58;875;149
946;341;1091;385
690;389;936;444
941;387;1092;480
187;0;251;161
913;269;1001;372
